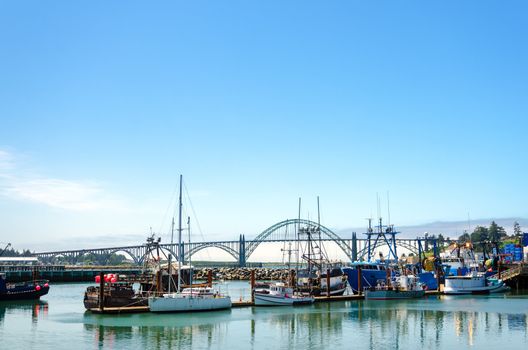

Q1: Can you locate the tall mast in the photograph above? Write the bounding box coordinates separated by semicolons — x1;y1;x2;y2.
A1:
295;197;301;284
168;217;175;293
177;174;183;293
317;196;322;266
187;216;192;297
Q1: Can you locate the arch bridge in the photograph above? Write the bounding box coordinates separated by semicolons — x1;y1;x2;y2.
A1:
35;219;433;266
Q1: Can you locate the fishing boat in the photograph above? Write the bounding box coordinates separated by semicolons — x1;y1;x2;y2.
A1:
295;198;348;296
0;273;49;301
364;275;426;300
444;271;510;295
83;273;150;309
342;262;390;294
254;282;314;306
148;175;231;313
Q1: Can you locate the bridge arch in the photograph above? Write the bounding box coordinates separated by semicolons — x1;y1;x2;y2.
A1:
138;246;179;265
245;219;351;261
186;243;239;262
108;248;141;265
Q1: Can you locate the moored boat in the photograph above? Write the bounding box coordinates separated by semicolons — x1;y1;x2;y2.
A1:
149;286;231;312
444;271;510;295
148;175;232;313
0;273;49;301
254;282;314;306
364;275;426;300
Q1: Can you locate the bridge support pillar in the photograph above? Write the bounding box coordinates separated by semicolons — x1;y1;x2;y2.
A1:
239;235;246;267
351;232;357;262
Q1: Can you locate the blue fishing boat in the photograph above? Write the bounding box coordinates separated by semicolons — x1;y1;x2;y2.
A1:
342;262;391;294
0;273;49;301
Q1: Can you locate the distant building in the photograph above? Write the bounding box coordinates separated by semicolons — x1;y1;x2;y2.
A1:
0;257;39;265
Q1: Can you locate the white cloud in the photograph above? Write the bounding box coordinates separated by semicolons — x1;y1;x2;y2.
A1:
0;149;127;212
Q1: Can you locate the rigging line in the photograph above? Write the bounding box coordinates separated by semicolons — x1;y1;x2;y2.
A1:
183;180;211;260
157;180;180;241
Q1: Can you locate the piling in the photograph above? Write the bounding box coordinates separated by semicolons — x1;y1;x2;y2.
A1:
326;269;331;297
207;270;213;287
250;270;255;304
357;267;362;295
98;272;105;311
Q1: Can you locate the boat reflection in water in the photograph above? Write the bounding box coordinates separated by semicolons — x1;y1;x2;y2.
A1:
0;300;48;324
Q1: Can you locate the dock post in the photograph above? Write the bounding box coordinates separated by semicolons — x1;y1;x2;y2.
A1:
436;265;441;293
207;270;213;288
98;272;105;311
357;267;362;295
326;269;331;297
498;260;501;280
250;270;255;304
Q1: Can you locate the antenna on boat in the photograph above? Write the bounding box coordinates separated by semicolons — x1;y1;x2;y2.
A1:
188;216;192;298
177;174;183;293
387;191;391;226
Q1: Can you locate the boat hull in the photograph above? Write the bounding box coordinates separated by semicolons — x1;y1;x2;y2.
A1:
0;286;49;301
342;267;386;294
254;293;314;306
444;276;509;295
148;295;231;312
364;289;425;300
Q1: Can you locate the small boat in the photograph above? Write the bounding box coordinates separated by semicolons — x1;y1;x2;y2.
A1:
364;275;426;300
0;273;49;301
444;271;510;295
254;282;314;306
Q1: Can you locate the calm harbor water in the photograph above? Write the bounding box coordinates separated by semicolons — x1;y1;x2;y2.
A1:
1;282;528;349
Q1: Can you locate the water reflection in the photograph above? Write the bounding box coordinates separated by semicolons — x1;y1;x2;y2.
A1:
79;297;528;349
0;300;48;324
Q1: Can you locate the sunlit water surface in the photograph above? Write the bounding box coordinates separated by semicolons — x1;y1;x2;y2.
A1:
1;282;528;349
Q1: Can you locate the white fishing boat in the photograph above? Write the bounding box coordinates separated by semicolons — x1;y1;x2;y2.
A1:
148;175;231;313
364;275;426;300
444;271;510;295
254;282;314;306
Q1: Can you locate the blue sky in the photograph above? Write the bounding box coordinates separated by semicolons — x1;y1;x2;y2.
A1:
0;1;527;253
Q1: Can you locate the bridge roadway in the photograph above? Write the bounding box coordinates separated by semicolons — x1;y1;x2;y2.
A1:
34;219;430;266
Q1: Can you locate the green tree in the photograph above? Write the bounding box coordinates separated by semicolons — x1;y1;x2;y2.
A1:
471;226;488;243
513;221;522;236
488;221;507;242
458;231;471;243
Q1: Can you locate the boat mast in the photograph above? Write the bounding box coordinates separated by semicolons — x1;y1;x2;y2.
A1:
168;217;175;294
177;174;183;293
295;198;301;287
188;216;192;297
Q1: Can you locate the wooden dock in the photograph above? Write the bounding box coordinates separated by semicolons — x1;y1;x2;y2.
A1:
89;306;150;314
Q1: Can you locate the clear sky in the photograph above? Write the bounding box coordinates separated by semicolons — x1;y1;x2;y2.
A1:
0;1;527;253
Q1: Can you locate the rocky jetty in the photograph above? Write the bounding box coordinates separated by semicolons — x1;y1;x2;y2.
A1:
193;267;290;281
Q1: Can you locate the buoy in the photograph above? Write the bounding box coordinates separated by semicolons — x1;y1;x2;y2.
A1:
35;285;41;291
95;275;101;283
44;283;49;288
110;277;117;283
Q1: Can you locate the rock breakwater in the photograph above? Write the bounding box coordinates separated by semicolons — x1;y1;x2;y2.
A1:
193;267;290;281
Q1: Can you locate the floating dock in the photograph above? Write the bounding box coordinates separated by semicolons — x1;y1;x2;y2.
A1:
88;290;442;314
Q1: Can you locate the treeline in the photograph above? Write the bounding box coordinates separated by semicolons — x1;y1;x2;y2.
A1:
418;221;523;254
457;221;522;244
0;248;34;257
53;252;131;266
